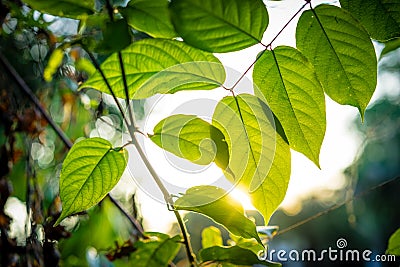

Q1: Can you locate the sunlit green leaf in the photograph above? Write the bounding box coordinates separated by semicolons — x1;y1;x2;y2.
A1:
386;228;400;256
212;94;276;192
170;0;268;52
296;4;377;118
229;234;264;255
55;138;127;225
202;226;223;248
200;246;280;266
81;39;225;99
175;185;262;245
253;46;325;166
121;0;177;38
150;114;229;168
22;0;94;18
339;0;400;41
250;117;291;223
131;232;181;267
44;48;64;82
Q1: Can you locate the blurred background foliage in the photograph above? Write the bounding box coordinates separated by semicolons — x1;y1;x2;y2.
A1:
0;0;399;266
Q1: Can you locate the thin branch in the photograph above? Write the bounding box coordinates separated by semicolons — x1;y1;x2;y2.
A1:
108;195;145;238
227;2;308;92
85;50;129;126
277;176;400;236
0;53;73;149
0;52;144;237
102;1;197;264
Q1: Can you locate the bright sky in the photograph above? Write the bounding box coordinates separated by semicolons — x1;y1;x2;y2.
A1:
109;0;328;231
116;0;399;232
6;0;399;238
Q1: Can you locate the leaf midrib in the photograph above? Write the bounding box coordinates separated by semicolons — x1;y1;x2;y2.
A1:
188;1;262;44
66;148;112;209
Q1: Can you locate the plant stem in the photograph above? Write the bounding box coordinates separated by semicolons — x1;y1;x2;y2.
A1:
102;1;197;264
0;53;73;149
0;52;144;237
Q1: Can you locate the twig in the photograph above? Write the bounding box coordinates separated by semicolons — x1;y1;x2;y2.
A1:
103;1;197;265
0;53;73;149
0;52;144;237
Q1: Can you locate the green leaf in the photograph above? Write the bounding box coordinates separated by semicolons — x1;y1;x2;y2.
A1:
386;228;400;256
212;94;276;192
150;114;229;168
339;0;400;41
200;246;281;267
380;38;400;59
170;0;268;52
44;48;64;82
22;0;94;18
55;137;127;225
80;39;225;99
202;226;223;248
121;0;177;38
253;46;325;166
131;232;181;267
296;4;377;118
229;234;264;255
175;185;262;245
250;117;291;223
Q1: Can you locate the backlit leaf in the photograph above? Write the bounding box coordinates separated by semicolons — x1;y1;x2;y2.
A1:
22;0;94;18
170;0;268;52
250;117;291;223
202;226;223;248
150;114;229;168
296;5;377;118
212;94;276;192
55;138;127;225
253;46;325;166
199;246;280;266
175;185;262;245
386;228;400;256
339;0;400;41
132;232;181;267
80;39;225;99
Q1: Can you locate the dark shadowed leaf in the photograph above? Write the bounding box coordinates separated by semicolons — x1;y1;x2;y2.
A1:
200;246;281;266
121;0;177;38
340;0;400;41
